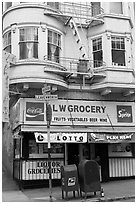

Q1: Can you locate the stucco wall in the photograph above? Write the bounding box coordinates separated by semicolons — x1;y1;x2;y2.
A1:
2;122;13;175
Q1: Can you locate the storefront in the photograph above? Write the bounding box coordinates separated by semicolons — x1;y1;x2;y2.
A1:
11;98;135;187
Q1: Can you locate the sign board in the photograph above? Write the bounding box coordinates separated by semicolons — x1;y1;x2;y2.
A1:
117;105;132;123
35;95;58;100
88;132;135;143
11;98;135;129
21;159;64;180
108;143;133;157
35;132;87;143
44;95;58;100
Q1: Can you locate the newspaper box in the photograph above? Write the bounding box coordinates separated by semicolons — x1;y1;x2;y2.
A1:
61;164;79;199
78;160;101;198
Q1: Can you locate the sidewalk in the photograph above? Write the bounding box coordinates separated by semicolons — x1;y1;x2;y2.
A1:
2;179;135;202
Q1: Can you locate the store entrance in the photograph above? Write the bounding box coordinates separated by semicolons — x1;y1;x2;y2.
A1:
67;144;79;166
95;143;109;182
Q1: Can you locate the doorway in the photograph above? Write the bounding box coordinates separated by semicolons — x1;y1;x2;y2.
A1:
67;144;79;166
95;143;109;182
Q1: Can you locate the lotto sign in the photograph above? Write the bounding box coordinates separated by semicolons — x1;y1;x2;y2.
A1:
35;132;87;143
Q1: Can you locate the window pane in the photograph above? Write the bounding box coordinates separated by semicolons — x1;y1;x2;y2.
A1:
20;43;27;59
3;31;11;53
33;43;38;58
110;2;123;14
6;2;12;10
20;29;25;41
47;30;61;63
112;50;125;66
91;2;101;16
53;32;57;45
111;36;125;66
48;30;52;43
19;27;38;59
20;27;38;42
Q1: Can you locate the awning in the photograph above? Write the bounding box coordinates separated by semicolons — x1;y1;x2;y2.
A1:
88;132;135;143
20;124;135;133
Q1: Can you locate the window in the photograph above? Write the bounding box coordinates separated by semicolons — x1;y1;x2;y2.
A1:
111;36;125;66
48;30;61;63
47;2;60;9
5;2;12;10
3;31;11;53
91;2;101;16
110;2;123;14
92;37;103;67
19;27;38;59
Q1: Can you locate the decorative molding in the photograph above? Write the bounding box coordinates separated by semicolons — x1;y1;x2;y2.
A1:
41;24;47;32
106;31;111;39
11;23;17;33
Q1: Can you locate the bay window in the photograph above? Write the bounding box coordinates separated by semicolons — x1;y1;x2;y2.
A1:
19;27;38;59
111;36;125;66
92;37;103;67
47;30;61;63
3;31;11;53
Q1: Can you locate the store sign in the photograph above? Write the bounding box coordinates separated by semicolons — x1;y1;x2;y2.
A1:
117;105;132;123
26;102;44;121
35;132;87;143
23;99;134;126
22;159;64;180
88;133;135;143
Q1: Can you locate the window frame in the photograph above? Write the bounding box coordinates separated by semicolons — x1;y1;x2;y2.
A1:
111;36;126;66
92;36;103;67
47;29;61;63
3;31;11;53
91;2;101;16
19;26;38;60
109;2;123;15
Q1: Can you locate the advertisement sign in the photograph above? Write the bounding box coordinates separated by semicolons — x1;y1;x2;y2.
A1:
88;132;135;143
117;105;132;123
13;99;134;127
35;132;87;143
22;159;64;180
108;143;133;157
26;102;44;121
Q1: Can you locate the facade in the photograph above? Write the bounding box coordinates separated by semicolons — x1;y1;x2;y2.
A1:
2;2;135;187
